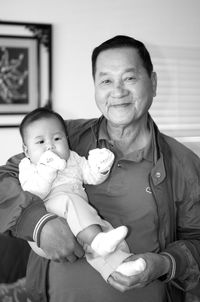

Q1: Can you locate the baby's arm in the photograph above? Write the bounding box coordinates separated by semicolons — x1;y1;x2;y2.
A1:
81;148;115;185
19;157;55;199
19;151;66;199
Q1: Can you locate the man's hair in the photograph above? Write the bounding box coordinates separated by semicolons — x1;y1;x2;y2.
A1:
19;107;68;142
91;35;153;79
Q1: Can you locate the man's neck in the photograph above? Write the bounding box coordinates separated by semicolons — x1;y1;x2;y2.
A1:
107;117;151;155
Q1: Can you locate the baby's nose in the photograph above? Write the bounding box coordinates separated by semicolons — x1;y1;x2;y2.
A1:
46;143;54;151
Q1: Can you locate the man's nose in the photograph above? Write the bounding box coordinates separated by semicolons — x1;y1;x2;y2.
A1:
111;81;125;97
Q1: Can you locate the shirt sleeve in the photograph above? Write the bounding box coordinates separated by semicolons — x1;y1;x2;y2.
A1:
0;153;49;241
160;150;200;291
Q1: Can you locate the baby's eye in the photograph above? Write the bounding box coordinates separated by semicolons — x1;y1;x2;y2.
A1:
36;140;44;144
54;137;61;141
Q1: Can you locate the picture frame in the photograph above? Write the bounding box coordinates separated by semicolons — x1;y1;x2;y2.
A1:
0;21;52;127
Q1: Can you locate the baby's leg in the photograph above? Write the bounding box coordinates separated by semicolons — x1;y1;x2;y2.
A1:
86;241;146;281
77;224;101;244
86;242;131;281
116;257;146;276
47;190;128;257
77;225;128;256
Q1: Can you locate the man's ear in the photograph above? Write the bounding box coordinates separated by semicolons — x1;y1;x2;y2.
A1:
151;71;157;97
22;144;29;158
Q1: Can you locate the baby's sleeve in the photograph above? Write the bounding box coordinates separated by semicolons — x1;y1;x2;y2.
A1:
74;148;114;185
19;157;57;199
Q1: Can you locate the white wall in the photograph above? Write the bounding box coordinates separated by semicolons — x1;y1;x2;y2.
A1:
0;0;200;164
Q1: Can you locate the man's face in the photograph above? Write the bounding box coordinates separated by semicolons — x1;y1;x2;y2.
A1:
94;47;157;127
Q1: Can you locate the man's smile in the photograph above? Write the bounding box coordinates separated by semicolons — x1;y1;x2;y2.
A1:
110;102;132;107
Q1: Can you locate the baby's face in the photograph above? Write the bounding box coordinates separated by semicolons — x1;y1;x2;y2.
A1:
23;117;70;165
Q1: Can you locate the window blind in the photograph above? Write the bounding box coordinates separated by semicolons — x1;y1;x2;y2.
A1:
149;45;200;153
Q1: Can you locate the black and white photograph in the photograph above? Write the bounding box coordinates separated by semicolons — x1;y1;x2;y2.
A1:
0;1;199;302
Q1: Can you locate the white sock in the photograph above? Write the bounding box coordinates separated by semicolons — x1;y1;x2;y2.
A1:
91;226;128;256
116;258;146;276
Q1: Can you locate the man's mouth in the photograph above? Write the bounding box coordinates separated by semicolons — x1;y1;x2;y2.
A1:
111;103;131;107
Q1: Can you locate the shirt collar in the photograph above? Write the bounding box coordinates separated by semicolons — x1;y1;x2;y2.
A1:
98;117;112;142
98;116;154;163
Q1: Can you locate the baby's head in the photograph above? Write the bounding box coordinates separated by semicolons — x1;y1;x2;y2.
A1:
19;107;70;165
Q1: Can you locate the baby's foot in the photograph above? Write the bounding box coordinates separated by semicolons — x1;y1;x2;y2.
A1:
91;226;128;256
116;258;146;276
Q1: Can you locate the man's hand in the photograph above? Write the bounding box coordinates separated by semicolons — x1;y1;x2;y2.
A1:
107;252;171;292
40;217;84;262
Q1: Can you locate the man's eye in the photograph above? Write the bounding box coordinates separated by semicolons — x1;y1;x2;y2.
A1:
101;79;111;85
55;137;61;141
125;76;136;82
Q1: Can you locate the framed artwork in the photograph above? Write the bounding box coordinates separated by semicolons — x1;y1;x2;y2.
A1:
0;21;52;127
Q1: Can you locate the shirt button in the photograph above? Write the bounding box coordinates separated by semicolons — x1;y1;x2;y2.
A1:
155;172;161;178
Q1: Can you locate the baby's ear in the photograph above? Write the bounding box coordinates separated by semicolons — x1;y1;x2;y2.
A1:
22;144;29;157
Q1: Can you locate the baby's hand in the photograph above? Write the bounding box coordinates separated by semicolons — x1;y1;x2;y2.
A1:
38;151;66;171
88;148;115;174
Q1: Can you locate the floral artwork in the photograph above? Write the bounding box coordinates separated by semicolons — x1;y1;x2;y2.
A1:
0;47;28;104
0;21;52;126
0;35;38;121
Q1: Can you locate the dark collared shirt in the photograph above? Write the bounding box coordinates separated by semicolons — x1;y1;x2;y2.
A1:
86;117;159;254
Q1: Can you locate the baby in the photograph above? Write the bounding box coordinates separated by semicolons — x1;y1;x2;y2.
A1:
18;107;146;281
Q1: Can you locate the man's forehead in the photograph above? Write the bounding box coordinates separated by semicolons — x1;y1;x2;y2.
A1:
95;48;142;74
97;47;140;62
98;46;138;57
